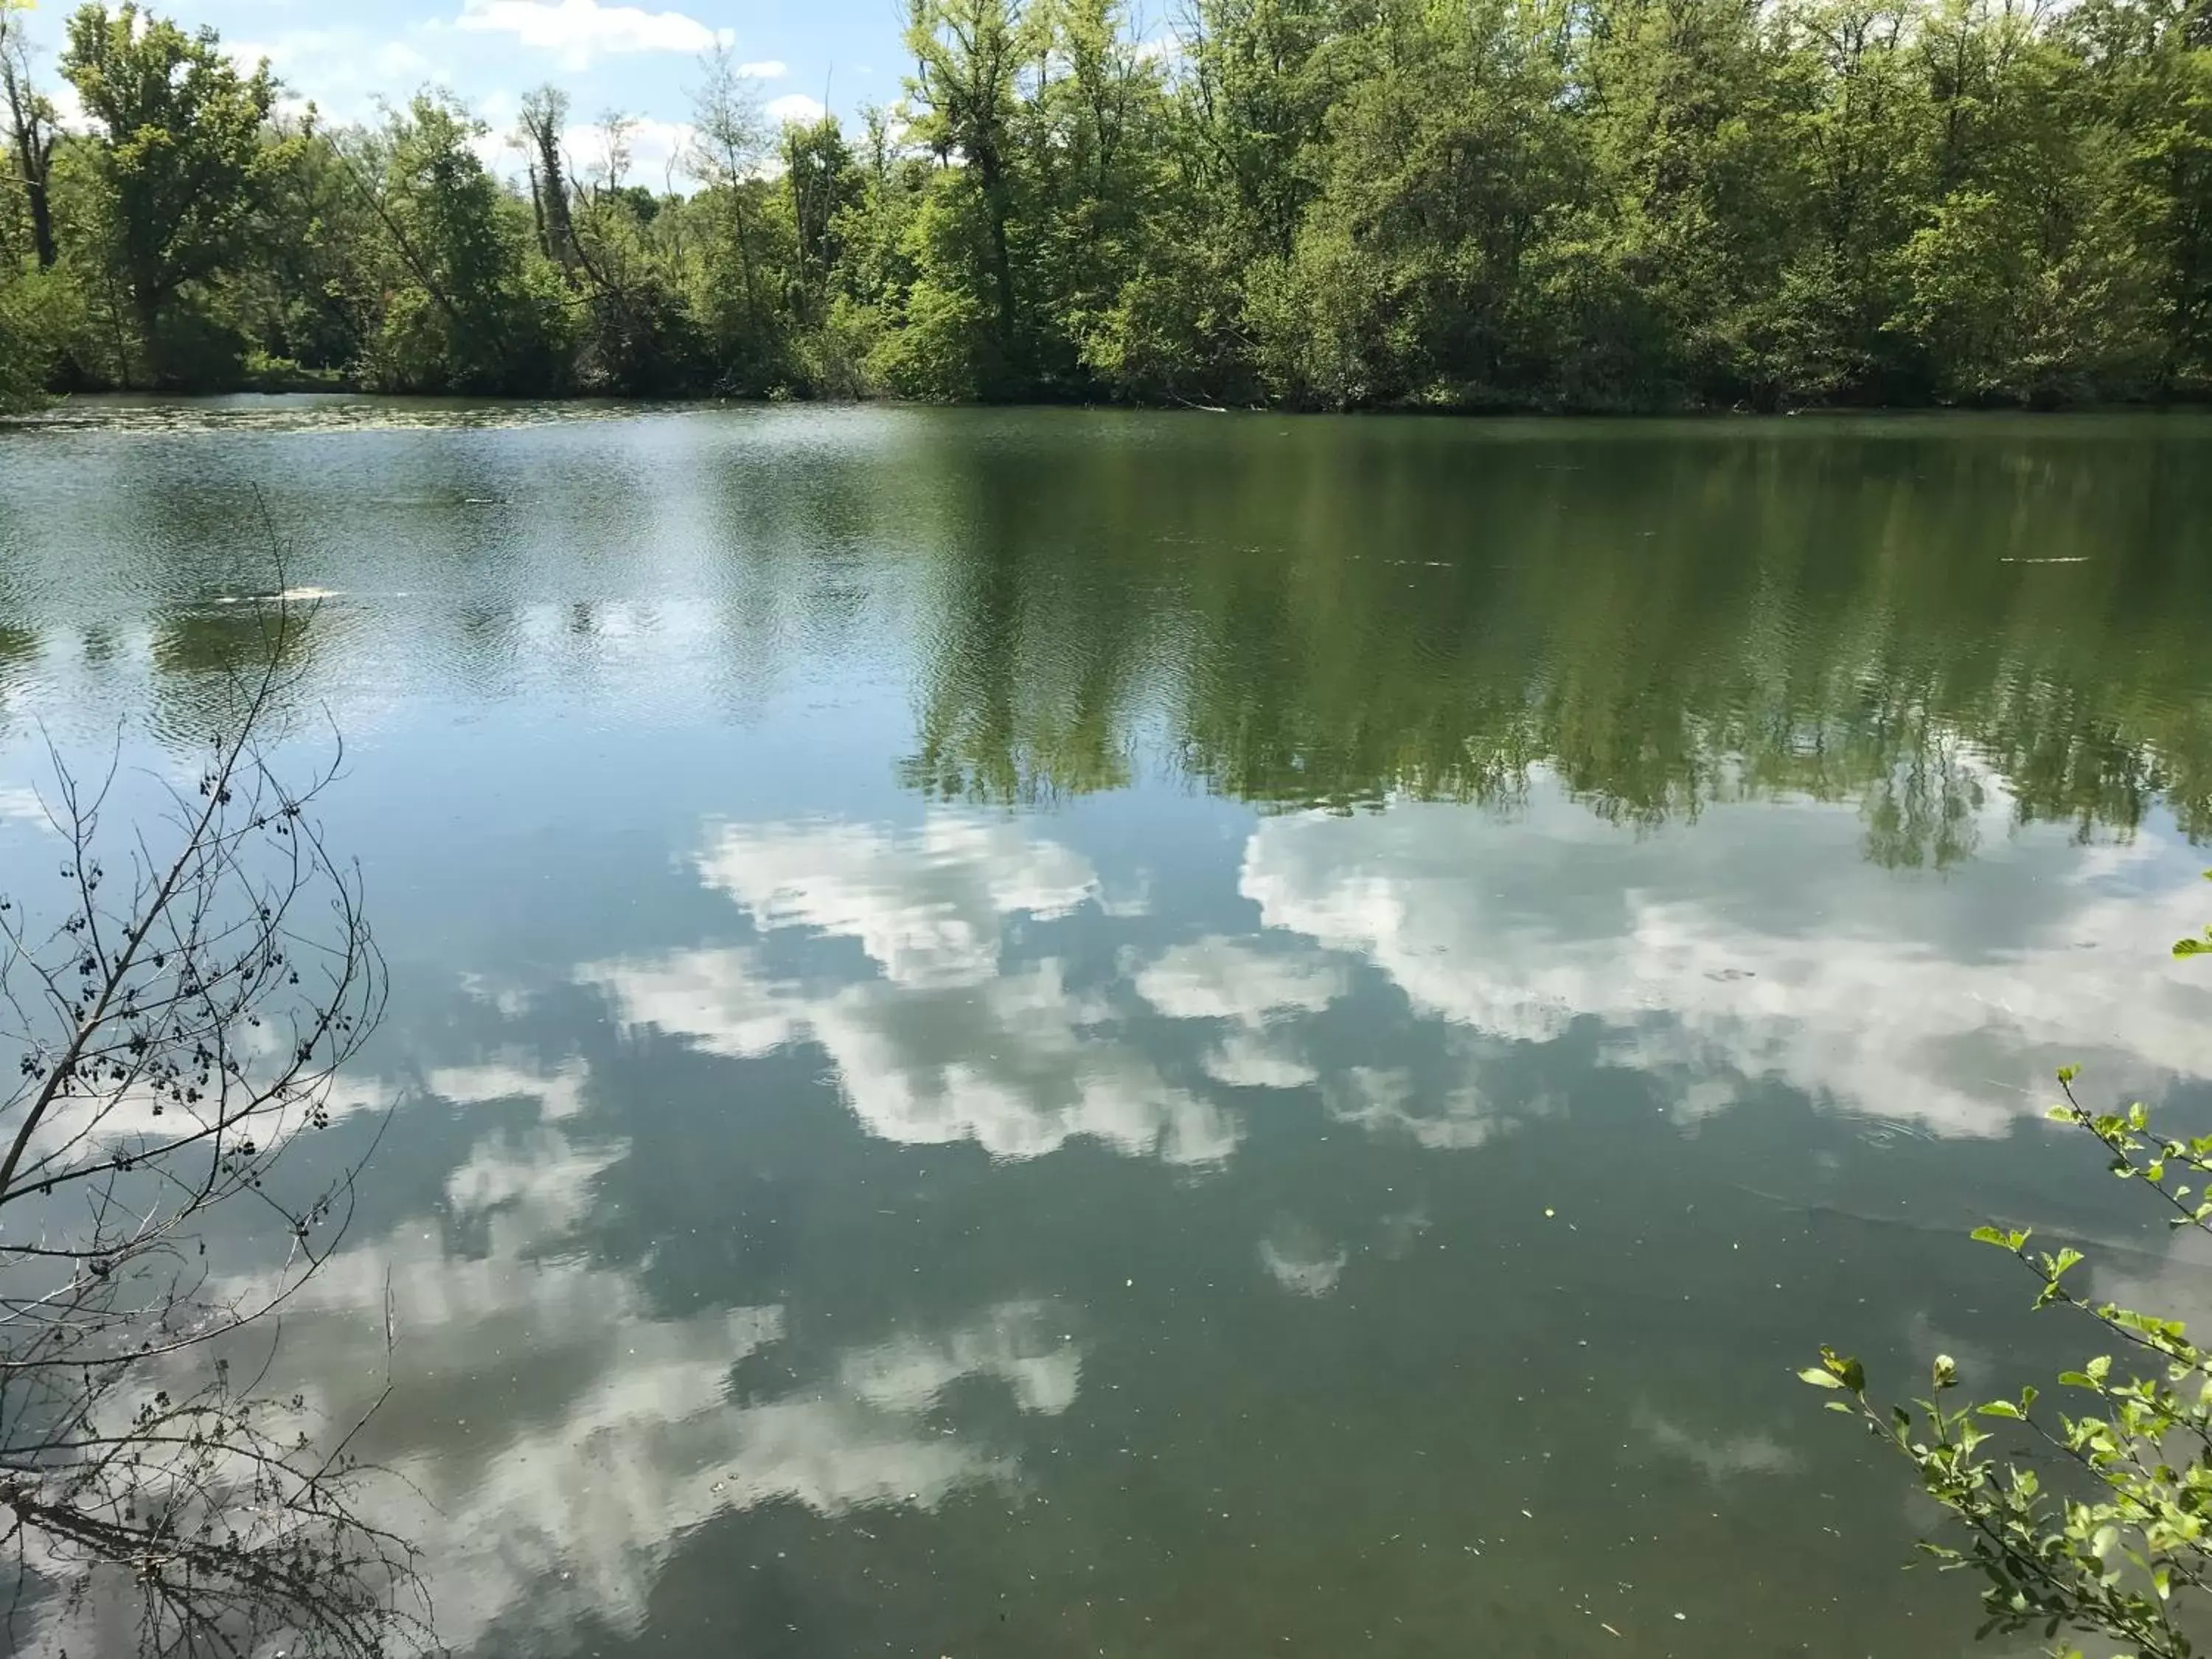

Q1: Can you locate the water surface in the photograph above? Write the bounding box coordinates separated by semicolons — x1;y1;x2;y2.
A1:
4;398;2211;1658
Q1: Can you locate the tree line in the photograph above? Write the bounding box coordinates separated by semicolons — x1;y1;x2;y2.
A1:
1;0;2208;413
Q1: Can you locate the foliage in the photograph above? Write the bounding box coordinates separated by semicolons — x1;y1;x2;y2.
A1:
0;255;74;410
4;0;2212;405
1810;880;2212;1658
58;2;279;384
350;94;572;395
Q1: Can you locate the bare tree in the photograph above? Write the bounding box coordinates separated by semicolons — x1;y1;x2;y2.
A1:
0;564;425;1656
590;108;636;198
686;47;773;345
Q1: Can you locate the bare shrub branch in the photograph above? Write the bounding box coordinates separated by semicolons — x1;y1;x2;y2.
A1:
0;535;429;1658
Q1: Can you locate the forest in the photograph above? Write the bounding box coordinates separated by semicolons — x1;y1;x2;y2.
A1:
1;0;2208;413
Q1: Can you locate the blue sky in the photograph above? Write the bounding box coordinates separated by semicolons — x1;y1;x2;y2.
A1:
13;0;917;184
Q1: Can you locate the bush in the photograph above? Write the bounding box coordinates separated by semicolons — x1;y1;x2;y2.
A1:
0;262;84;413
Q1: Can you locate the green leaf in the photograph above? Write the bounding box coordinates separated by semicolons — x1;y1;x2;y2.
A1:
1799;1366;1846;1389
1977;1399;2023;1419
2174;936;2211;958
2056;1064;2081;1085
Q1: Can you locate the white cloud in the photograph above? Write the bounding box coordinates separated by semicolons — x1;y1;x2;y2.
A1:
1243;790;2212;1141
1135;936;1342;1092
11;1051;394;1177
698;814;1099;989
1258;1230;1346;1296
470;125;515;174
738;58;789;78
838;1302;1081;1416
1325;1067;1509;1150
0;784;52;829
1634;1406;1804;1482
1200;1026;1318;1090
431;1055;592;1119
1133;935;1343;1024
204;27;448;126
588;947;1239;1164
810;959;1239;1164
226;39;279;77
590;945;805;1057
587;810;1237;1164
456;0;733;69
61;1077;1082;1658
765;92;827;125
44;77;90;134
376;40;440;81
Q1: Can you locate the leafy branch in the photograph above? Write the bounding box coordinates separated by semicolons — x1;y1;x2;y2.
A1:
1809;876;2212;1659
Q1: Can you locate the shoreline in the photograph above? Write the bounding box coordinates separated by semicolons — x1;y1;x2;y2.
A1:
12;387;2212;423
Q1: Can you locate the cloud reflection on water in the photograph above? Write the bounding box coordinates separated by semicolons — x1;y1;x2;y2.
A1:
1243;788;2212;1138
52;782;2211;1658
132;1056;1083;1657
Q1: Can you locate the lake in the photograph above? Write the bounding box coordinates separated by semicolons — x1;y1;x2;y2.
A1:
3;397;2210;1658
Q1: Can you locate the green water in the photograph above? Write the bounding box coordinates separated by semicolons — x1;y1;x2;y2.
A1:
4;397;2211;1658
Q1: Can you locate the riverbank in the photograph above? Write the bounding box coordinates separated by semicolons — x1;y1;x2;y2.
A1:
17;376;2212;422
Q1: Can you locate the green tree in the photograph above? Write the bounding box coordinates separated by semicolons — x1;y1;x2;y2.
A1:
884;0;1040;396
1027;0;1169;392
686;46;785;389
59;1;279;384
0;257;73;411
1896;0;2163;403
0;0;2208;408
782;114;858;318
565;110;713;394
1752;0;1932;402
217;111;385;381
1247;0;1582;407
349;93;569;394
2065;0;2212;398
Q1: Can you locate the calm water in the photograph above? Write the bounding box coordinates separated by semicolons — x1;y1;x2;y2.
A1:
4;397;2212;1658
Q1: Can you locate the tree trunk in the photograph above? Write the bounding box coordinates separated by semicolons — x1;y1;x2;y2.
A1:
132;284;166;389
975;146;1019;370
535;133;577;273
2;59;57;268
731;188;767;353
527;161;550;260
25;167;55;268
